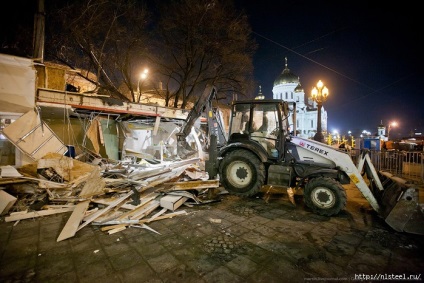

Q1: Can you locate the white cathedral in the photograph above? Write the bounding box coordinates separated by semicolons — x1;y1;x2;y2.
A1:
270;58;327;139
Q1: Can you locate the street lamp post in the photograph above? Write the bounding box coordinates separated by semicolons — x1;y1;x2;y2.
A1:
136;68;149;103
387;121;397;140
311;80;329;143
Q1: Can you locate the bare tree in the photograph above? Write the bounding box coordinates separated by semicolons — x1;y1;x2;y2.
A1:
46;0;150;101
150;0;257;108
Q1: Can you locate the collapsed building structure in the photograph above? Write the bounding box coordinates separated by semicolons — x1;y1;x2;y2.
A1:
0;53;228;166
0;53;228;240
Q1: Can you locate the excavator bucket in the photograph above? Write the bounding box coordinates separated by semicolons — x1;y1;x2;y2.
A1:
369;170;424;235
176;133;197;159
385;187;424;235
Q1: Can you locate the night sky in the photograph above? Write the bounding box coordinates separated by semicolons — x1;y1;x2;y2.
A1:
236;0;422;138
2;1;422;138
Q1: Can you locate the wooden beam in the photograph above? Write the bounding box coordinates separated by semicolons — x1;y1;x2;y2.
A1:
163;179;219;191
57;200;90;242
5;207;75;222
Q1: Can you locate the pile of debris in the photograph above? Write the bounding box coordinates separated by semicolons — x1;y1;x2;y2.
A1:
0;153;222;241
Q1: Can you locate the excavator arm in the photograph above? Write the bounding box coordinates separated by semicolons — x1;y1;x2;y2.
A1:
176;85;226;159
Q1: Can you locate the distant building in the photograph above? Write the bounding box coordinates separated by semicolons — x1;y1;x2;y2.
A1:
271;58;327;139
377;120;386;140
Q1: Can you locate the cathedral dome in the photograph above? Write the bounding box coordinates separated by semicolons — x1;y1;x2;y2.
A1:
273;57;299;86
294;82;303;93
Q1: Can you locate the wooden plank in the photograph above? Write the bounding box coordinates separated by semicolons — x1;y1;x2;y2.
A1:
163;179;220;191
0;178;28;185
94;219;139;226
76;191;132;231
78;167;105;198
100;210;188;231
108;226;127;235
129;201;160;220
91;192;159;211
148;208;167;222
57;200;90;242
0;190;17;215
100;223;127;232
128;167;171;180
1;165;23;177
5;207;75;222
115;195;158;220
19;176;70;188
139;165;190;193
139;210;188;223
153;116;161;136
184;170;206;180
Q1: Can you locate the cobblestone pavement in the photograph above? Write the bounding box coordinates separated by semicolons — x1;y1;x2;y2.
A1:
0;184;423;283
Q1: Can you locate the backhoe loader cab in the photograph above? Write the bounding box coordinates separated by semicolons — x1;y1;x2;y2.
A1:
217;99;424;234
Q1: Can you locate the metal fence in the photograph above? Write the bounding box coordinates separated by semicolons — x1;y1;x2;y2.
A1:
349;149;424;185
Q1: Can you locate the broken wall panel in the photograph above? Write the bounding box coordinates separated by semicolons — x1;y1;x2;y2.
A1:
0;190;17;215
0;54;36;114
100;119;119;160
2;109;67;161
86;119;101;154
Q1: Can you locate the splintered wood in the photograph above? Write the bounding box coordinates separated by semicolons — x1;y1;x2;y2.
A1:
2;155;220;242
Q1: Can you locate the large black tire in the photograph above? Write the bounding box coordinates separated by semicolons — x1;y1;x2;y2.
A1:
219;149;265;197
304;177;346;216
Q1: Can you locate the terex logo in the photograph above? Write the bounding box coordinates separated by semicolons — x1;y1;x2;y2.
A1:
306;143;329;156
299;141;305;147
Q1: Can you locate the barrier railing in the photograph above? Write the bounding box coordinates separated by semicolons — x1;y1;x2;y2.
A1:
348;149;424;184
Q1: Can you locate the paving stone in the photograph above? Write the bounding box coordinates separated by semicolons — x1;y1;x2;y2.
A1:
108;249;145;270
41;270;79;283
9;220;40;240
221;214;246;224
120;263;158;282
36;250;75;280
251;257;304;283
72;246;107;266
102;238;132;257
0;185;423;282
0;254;37;280
202;265;244;283
131;241;168;258
146;252;180;274
304;260;348;278
333;232;364;246
222;223;249;237
158;263;206;283
2;235;39;260
185;254;221;276
75;259;118;283
225;254;260;277
38;234;71;255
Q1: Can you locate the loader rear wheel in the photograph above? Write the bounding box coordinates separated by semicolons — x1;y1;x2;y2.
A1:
219;149;265;197
304;177;346;216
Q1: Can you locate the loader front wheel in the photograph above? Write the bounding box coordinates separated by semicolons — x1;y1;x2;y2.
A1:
219;149;265;197
304;177;346;216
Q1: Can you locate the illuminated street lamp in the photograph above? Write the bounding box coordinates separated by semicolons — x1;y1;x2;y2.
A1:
136;68;149;102
310;80;329;143
387;121;397;140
